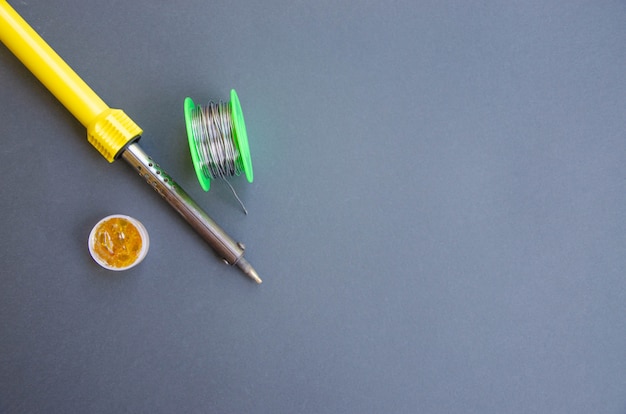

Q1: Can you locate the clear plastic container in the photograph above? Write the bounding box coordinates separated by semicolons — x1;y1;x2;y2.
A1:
88;214;149;271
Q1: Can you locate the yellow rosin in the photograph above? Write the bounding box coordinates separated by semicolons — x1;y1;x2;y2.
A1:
92;216;143;269
0;0;142;162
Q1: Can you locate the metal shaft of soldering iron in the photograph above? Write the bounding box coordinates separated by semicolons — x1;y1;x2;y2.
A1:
121;142;261;283
0;0;260;283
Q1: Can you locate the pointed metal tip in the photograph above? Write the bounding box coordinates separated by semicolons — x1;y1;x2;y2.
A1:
249;268;262;284
235;257;262;284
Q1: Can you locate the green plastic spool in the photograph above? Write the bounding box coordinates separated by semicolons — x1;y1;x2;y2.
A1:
184;89;253;191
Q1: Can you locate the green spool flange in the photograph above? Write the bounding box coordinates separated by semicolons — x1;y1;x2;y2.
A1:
183;89;253;191
230;89;254;184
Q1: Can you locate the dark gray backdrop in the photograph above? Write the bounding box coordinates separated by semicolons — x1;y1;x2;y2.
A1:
1;1;625;413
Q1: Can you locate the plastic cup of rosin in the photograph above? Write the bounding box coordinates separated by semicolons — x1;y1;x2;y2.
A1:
88;214;149;271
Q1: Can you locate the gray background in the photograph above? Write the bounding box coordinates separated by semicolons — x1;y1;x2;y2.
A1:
1;0;625;413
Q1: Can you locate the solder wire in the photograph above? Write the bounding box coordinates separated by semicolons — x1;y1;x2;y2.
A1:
190;100;248;214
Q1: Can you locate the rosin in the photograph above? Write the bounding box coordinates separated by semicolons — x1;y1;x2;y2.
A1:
88;215;149;271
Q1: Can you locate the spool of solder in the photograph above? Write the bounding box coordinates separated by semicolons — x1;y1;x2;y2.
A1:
184;89;253;192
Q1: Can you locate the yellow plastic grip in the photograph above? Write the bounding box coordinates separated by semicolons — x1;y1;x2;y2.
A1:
0;0;142;161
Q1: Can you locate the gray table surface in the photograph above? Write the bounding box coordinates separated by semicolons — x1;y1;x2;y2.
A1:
1;1;625;413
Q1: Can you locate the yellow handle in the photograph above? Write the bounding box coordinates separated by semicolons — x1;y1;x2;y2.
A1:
0;0;142;161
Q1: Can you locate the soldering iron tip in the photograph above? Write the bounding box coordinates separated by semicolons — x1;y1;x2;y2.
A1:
236;257;262;284
249;268;263;284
